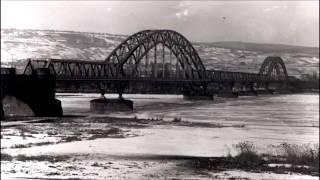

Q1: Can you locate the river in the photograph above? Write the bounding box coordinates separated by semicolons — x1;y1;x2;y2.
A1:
2;93;319;179
22;93;317;157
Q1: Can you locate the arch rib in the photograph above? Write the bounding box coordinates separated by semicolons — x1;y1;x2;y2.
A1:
105;30;206;79
259;56;289;81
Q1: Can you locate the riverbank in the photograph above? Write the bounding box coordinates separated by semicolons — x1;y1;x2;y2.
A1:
1;94;319;179
1;115;319;179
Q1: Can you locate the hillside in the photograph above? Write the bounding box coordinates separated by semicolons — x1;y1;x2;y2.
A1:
205;41;319;55
1;28;319;77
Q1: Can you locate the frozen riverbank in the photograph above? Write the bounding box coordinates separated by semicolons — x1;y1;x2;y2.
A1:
1;93;319;179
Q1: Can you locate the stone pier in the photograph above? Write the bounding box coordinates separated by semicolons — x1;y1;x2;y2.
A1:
90;96;133;112
183;95;214;100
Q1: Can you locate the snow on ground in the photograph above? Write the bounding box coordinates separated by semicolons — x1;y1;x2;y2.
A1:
209;170;319;180
1;94;319;179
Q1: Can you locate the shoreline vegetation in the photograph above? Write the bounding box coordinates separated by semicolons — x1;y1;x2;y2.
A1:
1;141;319;177
190;142;319;176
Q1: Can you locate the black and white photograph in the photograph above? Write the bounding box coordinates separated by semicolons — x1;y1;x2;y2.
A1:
1;1;319;179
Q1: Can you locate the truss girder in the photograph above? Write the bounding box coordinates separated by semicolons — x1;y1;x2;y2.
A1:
23;58;117;79
206;70;267;82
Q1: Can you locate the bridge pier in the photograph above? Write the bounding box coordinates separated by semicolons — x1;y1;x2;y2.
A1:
183;95;214;100
249;82;258;96
182;83;214;100
258;82;275;94
217;82;238;98
233;82;259;96
90;95;133;112
90;83;133;112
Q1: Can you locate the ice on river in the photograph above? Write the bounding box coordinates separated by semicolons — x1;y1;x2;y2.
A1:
7;94;319;157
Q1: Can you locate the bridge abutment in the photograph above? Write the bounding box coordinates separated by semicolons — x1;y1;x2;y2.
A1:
1;68;63;119
0;103;4;120
30;99;63;117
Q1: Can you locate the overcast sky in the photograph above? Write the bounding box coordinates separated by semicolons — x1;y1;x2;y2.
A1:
1;1;319;47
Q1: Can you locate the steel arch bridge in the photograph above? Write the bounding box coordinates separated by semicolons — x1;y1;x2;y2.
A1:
105;30;206;79
0;29;301;118
21;30;289;88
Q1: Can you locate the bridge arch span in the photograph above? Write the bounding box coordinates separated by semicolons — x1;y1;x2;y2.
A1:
259;56;288;81
105;30;206;79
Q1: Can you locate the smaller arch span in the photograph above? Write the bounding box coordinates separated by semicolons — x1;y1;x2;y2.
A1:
259;56;289;81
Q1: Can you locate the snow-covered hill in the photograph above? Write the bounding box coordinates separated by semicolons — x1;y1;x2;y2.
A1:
1;28;319;77
1;29;126;62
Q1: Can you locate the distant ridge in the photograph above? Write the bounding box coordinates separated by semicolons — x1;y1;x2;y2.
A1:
203;41;319;56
